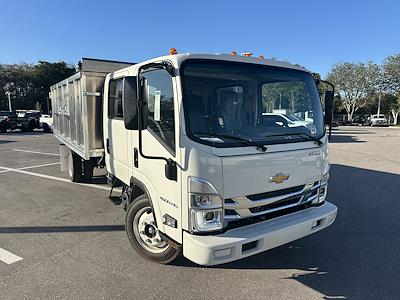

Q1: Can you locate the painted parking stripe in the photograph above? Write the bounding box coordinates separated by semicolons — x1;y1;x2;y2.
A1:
0;165;119;192
12;149;59;156
0;162;60;174
0;248;23;265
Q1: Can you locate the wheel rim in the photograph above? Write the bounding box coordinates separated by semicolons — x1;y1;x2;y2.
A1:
133;206;168;254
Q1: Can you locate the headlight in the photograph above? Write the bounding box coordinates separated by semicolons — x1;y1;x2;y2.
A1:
188;177;223;232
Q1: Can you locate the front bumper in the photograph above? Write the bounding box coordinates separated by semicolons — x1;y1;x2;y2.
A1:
183;201;337;266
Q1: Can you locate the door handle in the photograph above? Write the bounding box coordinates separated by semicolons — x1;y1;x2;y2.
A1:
134;147;139;168
106;138;110;154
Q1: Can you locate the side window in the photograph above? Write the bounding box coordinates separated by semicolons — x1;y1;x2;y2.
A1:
108;78;124;119
141;69;175;151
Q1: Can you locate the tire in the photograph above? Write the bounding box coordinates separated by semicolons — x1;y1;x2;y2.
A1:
125;195;180;264
0;123;6;133
28;121;34;132
83;160;94;183
67;150;83;182
43;123;50;133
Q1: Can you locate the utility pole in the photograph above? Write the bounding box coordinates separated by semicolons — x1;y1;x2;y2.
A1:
377;94;381;115
5;92;12;112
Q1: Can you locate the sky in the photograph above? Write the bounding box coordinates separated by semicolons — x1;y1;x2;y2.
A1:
0;0;399;77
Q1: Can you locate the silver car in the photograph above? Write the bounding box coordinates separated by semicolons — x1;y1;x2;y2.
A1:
369;114;388;126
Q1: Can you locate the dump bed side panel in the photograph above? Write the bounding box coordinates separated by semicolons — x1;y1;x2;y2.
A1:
50;58;133;160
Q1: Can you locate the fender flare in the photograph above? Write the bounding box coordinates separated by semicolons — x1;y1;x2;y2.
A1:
129;176;160;227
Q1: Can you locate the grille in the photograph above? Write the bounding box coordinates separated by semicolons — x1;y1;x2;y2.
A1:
247;185;304;201
224;181;320;227
249;196;302;213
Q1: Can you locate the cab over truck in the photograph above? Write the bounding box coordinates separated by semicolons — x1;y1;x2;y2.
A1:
50;54;337;266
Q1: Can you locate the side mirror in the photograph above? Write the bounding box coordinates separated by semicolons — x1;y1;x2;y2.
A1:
123;76;148;130
324;90;334;125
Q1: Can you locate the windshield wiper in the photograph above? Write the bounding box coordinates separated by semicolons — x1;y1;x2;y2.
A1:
263;132;323;146
195;132;268;152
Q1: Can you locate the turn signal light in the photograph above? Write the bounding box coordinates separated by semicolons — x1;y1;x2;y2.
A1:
169;48;178;55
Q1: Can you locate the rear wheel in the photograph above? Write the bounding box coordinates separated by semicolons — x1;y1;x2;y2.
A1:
0;123;6;133
125;195;180;264
67;150;83;182
83;160;94;182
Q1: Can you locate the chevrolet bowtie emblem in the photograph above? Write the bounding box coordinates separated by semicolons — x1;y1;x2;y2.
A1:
269;173;290;184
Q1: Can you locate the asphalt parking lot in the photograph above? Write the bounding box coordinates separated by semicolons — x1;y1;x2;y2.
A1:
0;127;399;299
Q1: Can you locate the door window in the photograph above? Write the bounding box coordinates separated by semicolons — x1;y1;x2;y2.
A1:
108;78;124;119
141;69;175;151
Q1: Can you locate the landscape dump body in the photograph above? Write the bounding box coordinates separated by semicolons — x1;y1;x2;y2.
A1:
50;58;133;160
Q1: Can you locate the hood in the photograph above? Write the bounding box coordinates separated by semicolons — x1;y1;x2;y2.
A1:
220;147;323;199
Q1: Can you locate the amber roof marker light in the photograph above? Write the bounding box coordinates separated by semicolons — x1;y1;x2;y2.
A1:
258;55;265;59
230;51;237;55
241;52;253;57
169;48;178;55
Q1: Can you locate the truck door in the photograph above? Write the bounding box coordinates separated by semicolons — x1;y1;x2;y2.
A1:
131;68;181;243
105;76;130;182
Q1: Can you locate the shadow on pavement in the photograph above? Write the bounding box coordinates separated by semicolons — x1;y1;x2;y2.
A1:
330;133;365;143
0;224;124;233
0;139;16;144
174;164;400;299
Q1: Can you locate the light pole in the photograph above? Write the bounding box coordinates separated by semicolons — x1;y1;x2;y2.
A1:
5;92;12;112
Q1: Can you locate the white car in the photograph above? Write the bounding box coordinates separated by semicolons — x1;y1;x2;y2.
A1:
369;114;388;127
262;113;311;128
39;114;53;132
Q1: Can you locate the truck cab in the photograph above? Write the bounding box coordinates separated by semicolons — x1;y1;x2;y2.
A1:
102;53;337;265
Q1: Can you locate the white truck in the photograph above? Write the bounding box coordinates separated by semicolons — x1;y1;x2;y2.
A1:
50;53;337;266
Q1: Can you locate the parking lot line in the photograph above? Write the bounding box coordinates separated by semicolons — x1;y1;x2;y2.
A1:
0;248;23;265
12;149;59;156
0;162;60;174
0;165;113;192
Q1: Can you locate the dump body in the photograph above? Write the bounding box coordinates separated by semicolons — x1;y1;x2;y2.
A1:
50;58;132;159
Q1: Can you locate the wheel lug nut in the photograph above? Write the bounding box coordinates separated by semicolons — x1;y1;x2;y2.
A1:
154;238;160;243
146;239;152;244
140;231;145;235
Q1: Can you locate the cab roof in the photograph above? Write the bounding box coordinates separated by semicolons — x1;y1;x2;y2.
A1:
118;53;310;74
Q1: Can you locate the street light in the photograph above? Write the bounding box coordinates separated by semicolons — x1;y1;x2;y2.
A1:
5;92;12;112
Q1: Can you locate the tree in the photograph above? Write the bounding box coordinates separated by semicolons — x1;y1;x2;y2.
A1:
383;53;400;124
326;62;379;121
0;61;74;112
32;61;75;113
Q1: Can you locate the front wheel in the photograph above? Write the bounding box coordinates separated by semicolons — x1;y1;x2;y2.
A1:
125;195;180;264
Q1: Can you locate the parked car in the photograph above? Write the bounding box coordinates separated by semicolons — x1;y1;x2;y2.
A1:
39;114;53;133
369;114;388;127
0;111;17;133
16;110;41;131
261;113;311;128
352;116;367;126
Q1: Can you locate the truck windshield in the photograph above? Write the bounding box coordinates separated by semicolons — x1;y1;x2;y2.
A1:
181;60;324;147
